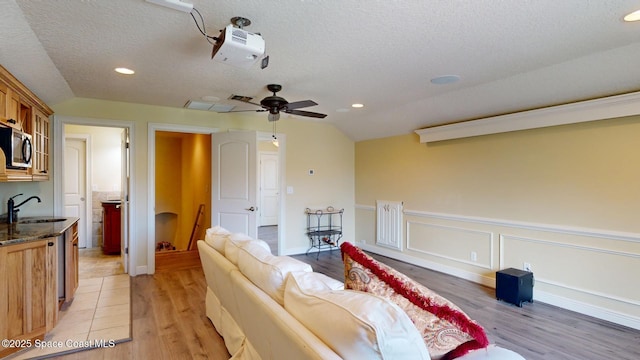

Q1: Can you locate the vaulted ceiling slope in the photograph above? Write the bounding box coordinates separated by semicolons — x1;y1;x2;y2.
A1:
2;0;640;141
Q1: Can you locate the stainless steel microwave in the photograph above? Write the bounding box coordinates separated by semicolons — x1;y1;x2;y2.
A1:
0;127;33;169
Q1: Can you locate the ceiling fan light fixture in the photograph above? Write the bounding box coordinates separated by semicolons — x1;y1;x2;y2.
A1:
623;9;640;22
268;113;280;121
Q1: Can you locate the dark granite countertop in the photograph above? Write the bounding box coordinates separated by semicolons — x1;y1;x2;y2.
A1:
0;217;79;246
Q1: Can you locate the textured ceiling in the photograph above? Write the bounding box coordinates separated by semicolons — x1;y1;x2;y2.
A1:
2;0;640;141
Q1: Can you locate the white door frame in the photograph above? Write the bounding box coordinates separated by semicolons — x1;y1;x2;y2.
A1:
64;134;91;249
53;115;136;275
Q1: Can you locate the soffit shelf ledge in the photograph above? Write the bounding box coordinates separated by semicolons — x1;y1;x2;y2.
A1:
415;91;640;143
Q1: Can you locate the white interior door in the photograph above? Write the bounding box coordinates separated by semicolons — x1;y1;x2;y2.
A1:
212;131;258;238
259;152;279;226
64;138;88;248
120;128;129;273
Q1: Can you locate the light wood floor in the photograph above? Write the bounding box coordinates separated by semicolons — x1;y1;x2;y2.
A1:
56;247;640;360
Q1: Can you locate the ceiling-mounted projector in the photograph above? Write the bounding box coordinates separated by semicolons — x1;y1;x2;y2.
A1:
212;24;265;69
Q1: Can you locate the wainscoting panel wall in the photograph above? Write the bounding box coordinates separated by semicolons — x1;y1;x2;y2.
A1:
407;221;494;270
354;204;640;330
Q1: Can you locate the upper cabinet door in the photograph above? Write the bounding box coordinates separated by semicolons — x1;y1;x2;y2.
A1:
0;65;53;182
31;108;50;180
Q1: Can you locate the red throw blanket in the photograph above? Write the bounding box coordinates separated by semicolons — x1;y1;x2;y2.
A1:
341;242;489;360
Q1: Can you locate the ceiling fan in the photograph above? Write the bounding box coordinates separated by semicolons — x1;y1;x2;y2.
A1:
228;84;327;121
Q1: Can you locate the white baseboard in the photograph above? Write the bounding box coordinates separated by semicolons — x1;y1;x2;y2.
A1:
534;290;640;330
135;265;148;276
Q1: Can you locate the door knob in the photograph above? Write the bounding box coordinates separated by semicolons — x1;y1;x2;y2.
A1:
245;206;257;212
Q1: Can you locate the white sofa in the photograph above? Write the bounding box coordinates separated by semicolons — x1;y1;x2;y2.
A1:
197;227;526;360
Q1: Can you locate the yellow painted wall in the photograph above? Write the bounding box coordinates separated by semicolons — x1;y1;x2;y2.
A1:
357;116;639;230
355;115;640;327
155;131;211;250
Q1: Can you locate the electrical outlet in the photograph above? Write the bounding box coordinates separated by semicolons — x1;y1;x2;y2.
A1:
524;262;532;272
470;251;477;262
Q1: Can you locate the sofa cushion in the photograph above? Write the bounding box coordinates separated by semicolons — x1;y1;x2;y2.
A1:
225;233;271;265
341;242;489;360
204;226;231;254
237;242;313;305
284;271;431;360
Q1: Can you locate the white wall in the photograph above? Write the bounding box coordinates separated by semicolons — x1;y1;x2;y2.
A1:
64;124;122;192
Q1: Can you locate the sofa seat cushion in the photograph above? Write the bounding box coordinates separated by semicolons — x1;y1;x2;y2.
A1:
238;242;313;305
341;242;489;360
284;271;431;360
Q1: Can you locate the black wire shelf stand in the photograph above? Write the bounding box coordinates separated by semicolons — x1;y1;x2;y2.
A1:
305;206;344;259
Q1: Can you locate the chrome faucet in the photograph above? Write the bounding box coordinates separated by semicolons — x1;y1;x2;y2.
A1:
7;194;42;224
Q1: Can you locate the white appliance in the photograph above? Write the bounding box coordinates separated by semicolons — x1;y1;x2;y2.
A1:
0;127;32;169
212;24;265;69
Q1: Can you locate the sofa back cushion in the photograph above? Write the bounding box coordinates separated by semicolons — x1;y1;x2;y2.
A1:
341;242;489;360
205;226;231;254
284;271;431;360
225;233;271;265
237;242;312;305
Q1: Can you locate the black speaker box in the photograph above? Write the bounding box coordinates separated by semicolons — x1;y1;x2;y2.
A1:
496;268;534;307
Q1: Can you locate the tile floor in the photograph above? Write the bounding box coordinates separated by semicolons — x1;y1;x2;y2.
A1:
8;274;131;359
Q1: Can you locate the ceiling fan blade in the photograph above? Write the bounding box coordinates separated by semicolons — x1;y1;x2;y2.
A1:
284;100;318;110
285;109;327;118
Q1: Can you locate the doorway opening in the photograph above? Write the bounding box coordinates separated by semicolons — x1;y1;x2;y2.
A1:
148;126;286;273
154;131;212;271
62;123;129;279
257;141;280;254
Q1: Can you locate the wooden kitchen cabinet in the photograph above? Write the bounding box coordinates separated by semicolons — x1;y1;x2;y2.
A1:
0;65;53;182
63;222;79;304
0;238;57;358
0;81;10;126
31;107;50;180
5;86;20;129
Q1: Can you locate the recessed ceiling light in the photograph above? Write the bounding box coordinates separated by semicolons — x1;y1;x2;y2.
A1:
352;103;364;108
115;67;135;75
623;9;640;22
430;75;460;85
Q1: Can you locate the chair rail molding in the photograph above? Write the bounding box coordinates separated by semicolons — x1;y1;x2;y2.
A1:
415;91;640;143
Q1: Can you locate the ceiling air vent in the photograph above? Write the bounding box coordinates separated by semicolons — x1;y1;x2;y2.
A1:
229;94;253;102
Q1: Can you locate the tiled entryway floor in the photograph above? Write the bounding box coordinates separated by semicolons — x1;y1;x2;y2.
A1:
9;274;131;359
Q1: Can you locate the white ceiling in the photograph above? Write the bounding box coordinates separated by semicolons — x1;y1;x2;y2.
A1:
2;0;640;141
